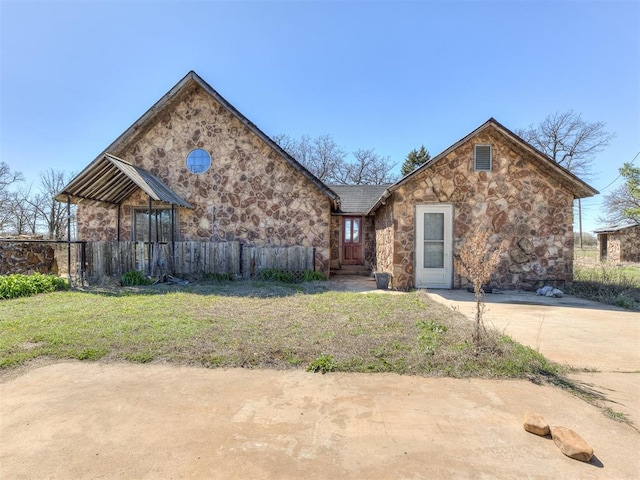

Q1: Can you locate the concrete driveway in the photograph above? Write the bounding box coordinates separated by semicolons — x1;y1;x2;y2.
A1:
428;290;640;426
1;283;639;479
1;362;639;479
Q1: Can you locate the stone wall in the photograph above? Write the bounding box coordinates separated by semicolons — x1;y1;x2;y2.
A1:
363;216;376;269
0;242;57;275
388;126;576;290
374;201;394;277
619;225;640;262
329;215;341;269
77;83;332;274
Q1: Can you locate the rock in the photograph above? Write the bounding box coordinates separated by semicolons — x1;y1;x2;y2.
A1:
550;425;594;462
536;285;563;298
523;412;550;436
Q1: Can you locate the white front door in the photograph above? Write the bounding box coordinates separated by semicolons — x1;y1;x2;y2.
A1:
415;205;453;289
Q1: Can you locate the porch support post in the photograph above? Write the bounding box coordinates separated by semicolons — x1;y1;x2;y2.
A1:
148;195;152;276
117;203;121;242
66;195;71;285
171;204;176;275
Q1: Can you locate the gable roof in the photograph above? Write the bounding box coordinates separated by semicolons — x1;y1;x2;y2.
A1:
55;154;192;207
593;222;640;234
56;71;339;209
328;184;390;214
367;118;599;214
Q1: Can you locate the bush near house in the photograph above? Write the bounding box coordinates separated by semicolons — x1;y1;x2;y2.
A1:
0;273;69;300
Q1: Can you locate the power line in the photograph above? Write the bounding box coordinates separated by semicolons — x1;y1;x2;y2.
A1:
598;150;640;192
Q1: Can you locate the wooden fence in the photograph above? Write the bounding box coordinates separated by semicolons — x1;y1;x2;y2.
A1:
83;241;315;280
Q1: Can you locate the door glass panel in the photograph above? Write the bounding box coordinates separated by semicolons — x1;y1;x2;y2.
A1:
423;212;444;268
424;242;444;268
344;219;351;242
352;219;360;243
423;213;444;241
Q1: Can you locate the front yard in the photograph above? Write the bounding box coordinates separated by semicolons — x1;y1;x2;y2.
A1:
0;280;557;380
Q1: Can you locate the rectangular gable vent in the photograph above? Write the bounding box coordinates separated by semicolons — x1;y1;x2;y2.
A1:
474;145;492;171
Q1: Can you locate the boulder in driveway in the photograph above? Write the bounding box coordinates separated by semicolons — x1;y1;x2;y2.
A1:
523;412;550;436
550;425;594;462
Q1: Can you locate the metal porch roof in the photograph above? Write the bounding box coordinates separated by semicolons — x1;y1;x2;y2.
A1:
55;154;192;208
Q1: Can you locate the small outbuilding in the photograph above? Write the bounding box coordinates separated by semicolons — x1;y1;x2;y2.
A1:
594;223;640;263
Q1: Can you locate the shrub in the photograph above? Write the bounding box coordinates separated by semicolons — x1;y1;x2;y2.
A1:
307;353;337;373
121;270;153;286
0;273;69;300
455;230;507;352
257;269;325;283
204;273;234;282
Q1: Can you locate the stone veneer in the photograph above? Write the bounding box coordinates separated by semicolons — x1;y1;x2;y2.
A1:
376;126;576;290
597;225;640;263
0;242;58;275
77;83;332;275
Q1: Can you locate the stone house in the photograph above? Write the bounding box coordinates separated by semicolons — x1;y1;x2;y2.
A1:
594;223;640;263
57;71;597;288
367;119;597;290
56;71;339;276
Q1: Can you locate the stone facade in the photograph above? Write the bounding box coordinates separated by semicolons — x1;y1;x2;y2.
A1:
597;225;640;263
363;216;376;269
0;242;58;275
329;215;341;269
375;126;576;290
77;82;332;275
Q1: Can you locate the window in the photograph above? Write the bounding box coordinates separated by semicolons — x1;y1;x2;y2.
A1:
186;148;211;174
474;145;492;171
423;212;444;268
133;208;176;242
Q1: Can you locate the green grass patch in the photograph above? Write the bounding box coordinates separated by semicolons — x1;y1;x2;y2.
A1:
0;282;567;385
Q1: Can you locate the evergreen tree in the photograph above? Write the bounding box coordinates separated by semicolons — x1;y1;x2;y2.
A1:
401;145;431;176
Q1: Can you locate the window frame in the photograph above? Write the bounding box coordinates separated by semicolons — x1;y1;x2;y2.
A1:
474;144;492;171
131;207;178;243
185;148;212;175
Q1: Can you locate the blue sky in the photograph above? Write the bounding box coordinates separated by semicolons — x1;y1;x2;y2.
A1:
1;0;638;233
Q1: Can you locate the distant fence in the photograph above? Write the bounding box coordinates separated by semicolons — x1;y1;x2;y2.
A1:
84;241;316;280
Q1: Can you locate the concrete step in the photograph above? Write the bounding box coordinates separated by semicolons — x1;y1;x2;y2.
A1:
331;266;372;277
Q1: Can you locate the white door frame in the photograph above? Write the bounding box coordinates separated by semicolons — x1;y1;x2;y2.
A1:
415;204;453;289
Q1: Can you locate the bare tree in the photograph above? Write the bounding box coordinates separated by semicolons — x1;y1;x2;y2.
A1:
8;186;41;235
0;162;24;234
274;133;347;183
338;149;397;185
516;111;615;178
274;133;397;185
25;169;75;240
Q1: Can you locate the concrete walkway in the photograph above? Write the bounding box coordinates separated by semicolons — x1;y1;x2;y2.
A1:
428;289;640;426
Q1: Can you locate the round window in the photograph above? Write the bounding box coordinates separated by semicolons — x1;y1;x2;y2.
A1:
186;148;211;174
